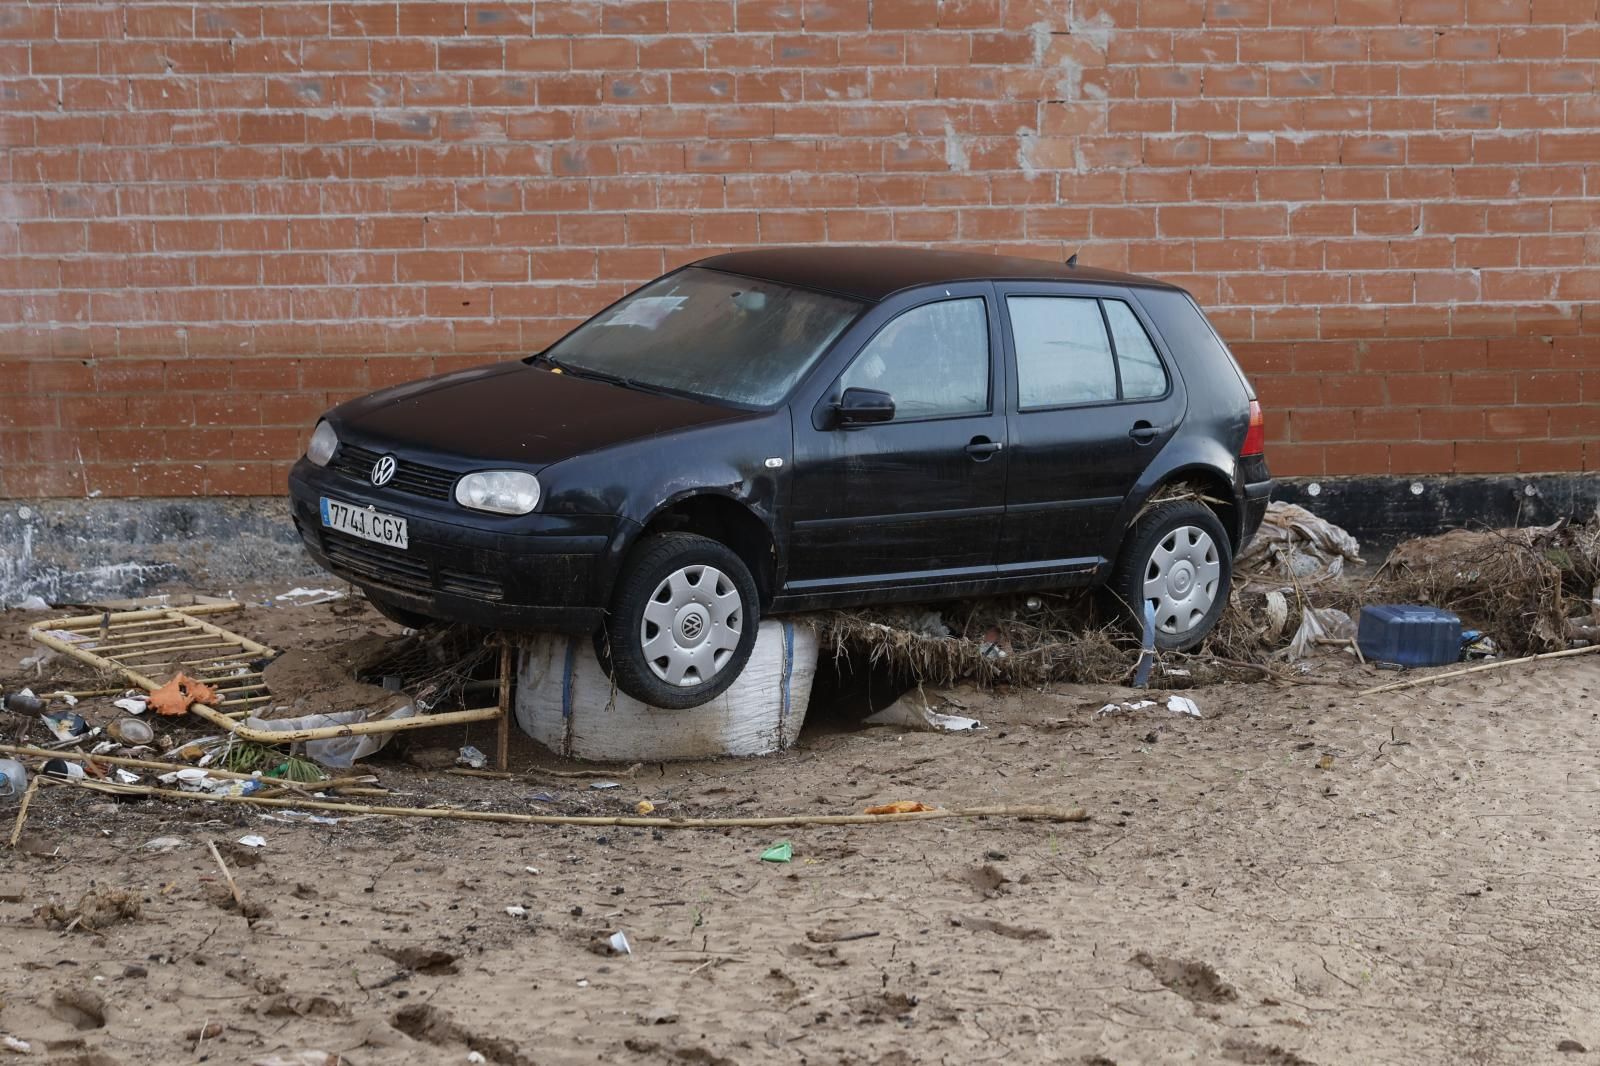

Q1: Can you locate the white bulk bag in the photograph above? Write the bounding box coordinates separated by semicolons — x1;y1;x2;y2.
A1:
516;620;817;761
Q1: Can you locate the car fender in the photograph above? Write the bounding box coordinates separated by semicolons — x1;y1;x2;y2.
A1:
540;412;793;604
1100;437;1243;563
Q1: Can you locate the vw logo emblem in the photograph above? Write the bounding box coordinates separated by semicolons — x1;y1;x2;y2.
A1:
370;455;397;487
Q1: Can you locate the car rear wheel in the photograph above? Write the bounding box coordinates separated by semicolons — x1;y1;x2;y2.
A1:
1109;500;1232;652
601;533;761;709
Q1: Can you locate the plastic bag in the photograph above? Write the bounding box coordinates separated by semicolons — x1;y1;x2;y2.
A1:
242;700;417;768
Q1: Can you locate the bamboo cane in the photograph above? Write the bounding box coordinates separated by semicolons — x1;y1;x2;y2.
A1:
33;617;497;745
91;632;242;655
185;701;503;743
37;603;242;628
48;776;1092;828
207;840;247;911
8;776;40;848
121;642;248;664
495;640;511;772
1359;643;1600;696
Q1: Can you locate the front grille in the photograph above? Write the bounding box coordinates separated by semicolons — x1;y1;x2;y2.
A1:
320;530;505;602
439;567;506;601
331;443;457;501
322;532;432;594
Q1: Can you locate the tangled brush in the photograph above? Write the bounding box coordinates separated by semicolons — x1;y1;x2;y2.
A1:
1376;518;1600;656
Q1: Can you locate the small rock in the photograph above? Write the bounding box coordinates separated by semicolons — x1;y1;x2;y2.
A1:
122;964;148;979
1558;1040;1587;1054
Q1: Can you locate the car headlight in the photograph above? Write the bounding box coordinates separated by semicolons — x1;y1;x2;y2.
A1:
455;471;540;515
306;421;338;467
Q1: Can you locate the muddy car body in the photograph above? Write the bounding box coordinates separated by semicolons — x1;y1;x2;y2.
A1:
289;248;1272;706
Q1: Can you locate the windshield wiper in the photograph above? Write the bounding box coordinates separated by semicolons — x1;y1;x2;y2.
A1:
543;357;683;399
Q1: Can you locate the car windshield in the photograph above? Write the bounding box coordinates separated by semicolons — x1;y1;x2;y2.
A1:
539;268;865;407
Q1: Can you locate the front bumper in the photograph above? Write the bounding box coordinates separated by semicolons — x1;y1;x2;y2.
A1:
289;461;631;634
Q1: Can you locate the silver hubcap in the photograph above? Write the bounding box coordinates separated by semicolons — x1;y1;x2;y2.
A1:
1143;525;1221;636
641;564;743;687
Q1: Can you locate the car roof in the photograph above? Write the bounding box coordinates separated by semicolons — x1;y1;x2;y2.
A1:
693;247;1182;303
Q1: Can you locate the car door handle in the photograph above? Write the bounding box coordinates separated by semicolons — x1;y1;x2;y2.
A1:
1129;421;1162;444
965;437;1003;460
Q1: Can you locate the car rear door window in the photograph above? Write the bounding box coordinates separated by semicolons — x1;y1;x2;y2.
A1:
1007;296;1118;409
1104;300;1168;399
838;297;989;420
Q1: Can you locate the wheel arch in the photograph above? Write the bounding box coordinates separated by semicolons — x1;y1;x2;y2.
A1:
1129;465;1241;554
634;492;778;608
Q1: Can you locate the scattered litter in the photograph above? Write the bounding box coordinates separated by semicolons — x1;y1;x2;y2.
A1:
42;710;90;741
635;800;655;816
42;758;86;780
113;696;148;715
505;905;527;918
143;836;185;852
524;866;539;875
4;689;44;717
106;718;155;746
607;931;632;956
159;767;215;791
237;834;267;848
456;746;487;770
1237;502;1363;582
0;759;28;800
467;1053;488;1065
3;1035;32;1053
1133;599;1157;687
590;781;620;790
47;691;78;707
1317;754;1335;771
275;587;347;605
113;769;141;785
760;841;793;863
864;694;983;733
1097;700;1156;717
1165;695;1201;718
1279;607;1354;662
11;595;51;610
241;701;418;769
149;673;219;717
865;801;936;815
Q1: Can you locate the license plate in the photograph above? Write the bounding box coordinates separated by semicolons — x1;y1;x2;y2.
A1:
320;497;408;550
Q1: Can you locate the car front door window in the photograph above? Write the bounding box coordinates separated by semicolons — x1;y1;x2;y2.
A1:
838;297;989;420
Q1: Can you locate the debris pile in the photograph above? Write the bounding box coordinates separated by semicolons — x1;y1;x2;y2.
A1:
811;503;1600;684
1378;518;1600;656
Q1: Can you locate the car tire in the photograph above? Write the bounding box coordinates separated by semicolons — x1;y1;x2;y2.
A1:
1109;500;1233;652
601;533;761;709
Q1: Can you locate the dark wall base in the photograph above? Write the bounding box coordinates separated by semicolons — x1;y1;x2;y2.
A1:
1271;474;1600;551
3;475;1598;605
1;498;310;607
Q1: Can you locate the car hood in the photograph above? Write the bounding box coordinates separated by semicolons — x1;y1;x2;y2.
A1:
330;362;751;468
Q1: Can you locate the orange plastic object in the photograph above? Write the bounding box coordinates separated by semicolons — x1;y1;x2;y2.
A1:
148;673;219;717
864;800;936;815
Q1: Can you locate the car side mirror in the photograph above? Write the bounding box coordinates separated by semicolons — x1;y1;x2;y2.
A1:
835;387;895;426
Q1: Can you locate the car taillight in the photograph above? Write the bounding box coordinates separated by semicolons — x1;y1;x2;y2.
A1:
1240;400;1264;457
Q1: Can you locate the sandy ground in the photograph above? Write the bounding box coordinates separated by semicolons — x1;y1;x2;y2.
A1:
2;593;1600;1066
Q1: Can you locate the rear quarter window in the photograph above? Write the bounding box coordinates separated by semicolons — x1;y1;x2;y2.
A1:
1135;287;1254;400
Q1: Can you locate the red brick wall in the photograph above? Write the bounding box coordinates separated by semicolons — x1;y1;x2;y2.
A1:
2;0;1598;497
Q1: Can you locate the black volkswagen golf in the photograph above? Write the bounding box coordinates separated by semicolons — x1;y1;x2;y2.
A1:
289;248;1272;708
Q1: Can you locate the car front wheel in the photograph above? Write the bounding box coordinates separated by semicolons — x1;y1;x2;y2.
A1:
602;533;761;709
1109;500;1232;652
